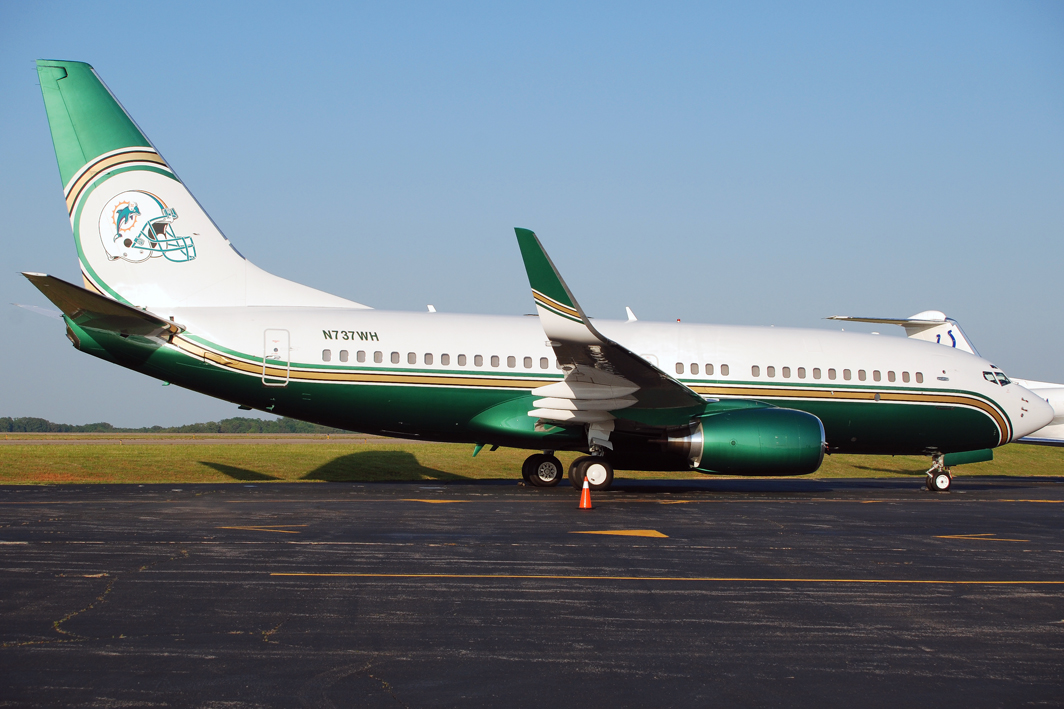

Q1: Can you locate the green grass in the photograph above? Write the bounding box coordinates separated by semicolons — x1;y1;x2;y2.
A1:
3;441;1063;485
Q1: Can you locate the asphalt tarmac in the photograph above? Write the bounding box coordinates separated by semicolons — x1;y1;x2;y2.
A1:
1;476;1062;708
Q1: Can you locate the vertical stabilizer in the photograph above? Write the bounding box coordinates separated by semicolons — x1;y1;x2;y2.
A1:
35;60;368;310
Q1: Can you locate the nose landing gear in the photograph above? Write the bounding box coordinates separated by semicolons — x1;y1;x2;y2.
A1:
925;453;952;492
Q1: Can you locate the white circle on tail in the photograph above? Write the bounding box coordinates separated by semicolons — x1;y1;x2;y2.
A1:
98;190;196;263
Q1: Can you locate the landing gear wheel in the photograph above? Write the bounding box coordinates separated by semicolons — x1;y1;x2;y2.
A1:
524;454;563;487
569;457;589;488
568;456;614;491
930;471;952;492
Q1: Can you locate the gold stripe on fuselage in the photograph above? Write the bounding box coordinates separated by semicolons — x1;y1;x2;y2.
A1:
172;336;549;389
691;383;1010;445
171;336;1009;444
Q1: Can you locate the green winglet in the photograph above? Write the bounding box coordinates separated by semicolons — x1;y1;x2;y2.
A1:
36;60;152;188
514;228;586;325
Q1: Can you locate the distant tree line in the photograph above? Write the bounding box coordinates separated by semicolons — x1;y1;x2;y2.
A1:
0;416;349;434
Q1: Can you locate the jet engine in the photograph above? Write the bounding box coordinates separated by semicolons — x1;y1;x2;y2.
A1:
664;407;826;476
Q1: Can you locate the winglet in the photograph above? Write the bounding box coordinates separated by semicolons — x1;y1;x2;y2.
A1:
514;228;602;344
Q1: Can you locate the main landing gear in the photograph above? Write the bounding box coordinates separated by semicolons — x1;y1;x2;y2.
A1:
520;452;616;491
568;456;614;491
925;453;952;492
522;452;564;487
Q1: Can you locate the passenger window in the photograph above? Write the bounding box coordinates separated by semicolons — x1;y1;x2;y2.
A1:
706;364;714;375
441;354;450;365
782;367;791;378
797;367;806;379
408;352;416;365
322;349;332;362
915;372;924;383
339;350;349;363
812;367;821;379
752;365;760;377
458;354;467;366
374;351;383;363
357;350;366;363
475;355;484;367
424;353;433;365
676;363;685;374
691;363;699;375
507;356;516;368
902;371;910;383
887;371;895;382
843;369;851;381
491;355;500;367
828;368;836;380
720;364;729;376
873;370;881;382
858;370;866;381
540;357;549;369
390;352;400;364
767;366;775;377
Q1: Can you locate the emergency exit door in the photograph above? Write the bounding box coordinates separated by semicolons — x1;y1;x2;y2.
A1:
263;329;290;387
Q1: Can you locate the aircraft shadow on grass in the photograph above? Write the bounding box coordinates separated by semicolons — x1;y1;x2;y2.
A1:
199;451;469;483
850;464;926;476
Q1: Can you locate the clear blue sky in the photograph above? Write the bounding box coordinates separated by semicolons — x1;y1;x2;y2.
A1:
2;1;1062;427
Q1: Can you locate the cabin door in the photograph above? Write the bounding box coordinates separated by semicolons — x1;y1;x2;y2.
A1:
263;329;290;387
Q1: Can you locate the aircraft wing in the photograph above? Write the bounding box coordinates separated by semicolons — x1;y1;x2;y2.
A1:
23;273;183;338
514;229;706;430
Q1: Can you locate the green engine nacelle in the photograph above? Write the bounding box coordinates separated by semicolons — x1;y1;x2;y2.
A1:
665;407;826;476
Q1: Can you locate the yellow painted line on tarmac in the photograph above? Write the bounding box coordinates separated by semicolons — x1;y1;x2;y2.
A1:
935;533;1031;542
401;499;469;504
269;572;1064;585
217;525;307;534
570;530;669;538
997;500;1063;503
659;500;695;505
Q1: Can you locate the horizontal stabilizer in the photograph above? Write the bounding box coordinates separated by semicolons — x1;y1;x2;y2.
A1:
23;272;182;337
828;311;978;355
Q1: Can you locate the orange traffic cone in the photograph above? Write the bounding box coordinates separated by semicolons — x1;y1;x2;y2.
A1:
578;477;592;509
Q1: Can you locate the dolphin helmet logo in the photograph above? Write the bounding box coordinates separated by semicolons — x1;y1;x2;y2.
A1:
98;191;196;263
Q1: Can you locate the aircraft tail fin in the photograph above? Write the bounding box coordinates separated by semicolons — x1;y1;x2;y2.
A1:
827;311;978;355
35;59;368;310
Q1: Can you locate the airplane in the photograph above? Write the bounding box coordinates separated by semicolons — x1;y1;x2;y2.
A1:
23;59;1056;493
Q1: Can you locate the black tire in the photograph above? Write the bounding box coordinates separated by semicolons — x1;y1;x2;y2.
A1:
569;456;613;491
521;456;535;483
569;456;593;488
526;454;562;487
583;458;614;491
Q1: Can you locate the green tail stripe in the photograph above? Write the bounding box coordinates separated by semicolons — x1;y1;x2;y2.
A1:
36;60;151;188
514;228;577;310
